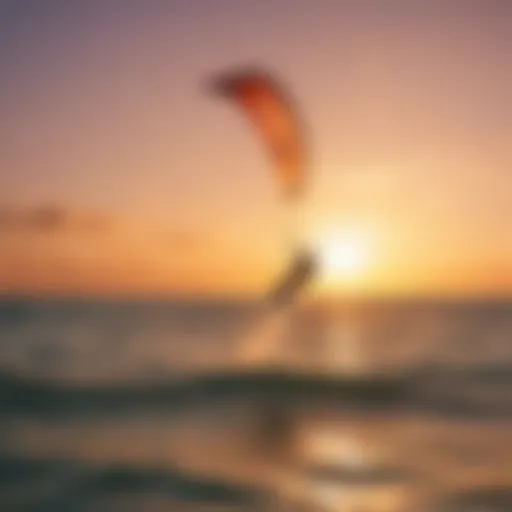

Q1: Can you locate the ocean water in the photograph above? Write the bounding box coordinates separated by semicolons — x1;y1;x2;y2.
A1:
0;299;511;511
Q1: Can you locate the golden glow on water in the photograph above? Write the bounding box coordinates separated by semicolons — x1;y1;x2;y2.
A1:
297;426;373;469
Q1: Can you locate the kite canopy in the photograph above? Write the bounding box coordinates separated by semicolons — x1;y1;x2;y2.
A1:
210;67;307;201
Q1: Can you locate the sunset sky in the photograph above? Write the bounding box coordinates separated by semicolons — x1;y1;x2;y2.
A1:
1;0;511;298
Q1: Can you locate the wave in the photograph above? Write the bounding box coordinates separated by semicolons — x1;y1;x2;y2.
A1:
427;487;512;512
0;368;410;417
0;454;266;511
0;364;511;420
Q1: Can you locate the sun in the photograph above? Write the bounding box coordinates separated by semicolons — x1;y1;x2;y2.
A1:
314;230;372;284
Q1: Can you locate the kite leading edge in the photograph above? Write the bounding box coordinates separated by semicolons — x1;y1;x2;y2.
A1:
209;67;308;202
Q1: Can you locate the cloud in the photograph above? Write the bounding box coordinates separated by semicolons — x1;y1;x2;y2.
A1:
0;204;110;234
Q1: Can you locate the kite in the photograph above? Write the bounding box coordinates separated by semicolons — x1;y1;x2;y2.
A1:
210;67;308;201
209;66;316;301
208;66;316;363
